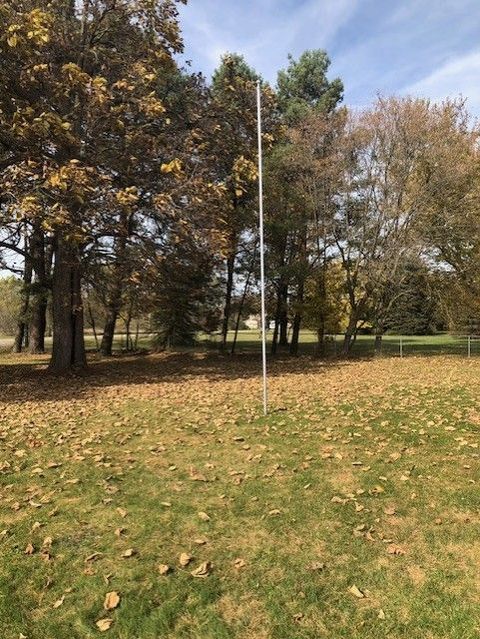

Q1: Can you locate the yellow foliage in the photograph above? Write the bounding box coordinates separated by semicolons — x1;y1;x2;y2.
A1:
160;158;182;177
116;187;139;207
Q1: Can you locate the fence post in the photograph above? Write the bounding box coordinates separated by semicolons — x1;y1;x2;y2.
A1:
468;335;471;358
399;336;403;358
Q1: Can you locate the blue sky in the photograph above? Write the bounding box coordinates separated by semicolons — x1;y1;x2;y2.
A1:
178;0;480;116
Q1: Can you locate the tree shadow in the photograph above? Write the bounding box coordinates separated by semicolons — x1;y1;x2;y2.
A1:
0;350;348;406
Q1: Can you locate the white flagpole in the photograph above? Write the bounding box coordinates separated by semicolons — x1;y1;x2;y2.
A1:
256;80;268;416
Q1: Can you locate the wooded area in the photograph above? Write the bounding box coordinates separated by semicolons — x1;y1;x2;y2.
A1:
1;0;480;373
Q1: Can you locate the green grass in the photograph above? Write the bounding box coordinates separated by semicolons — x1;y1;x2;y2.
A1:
1;352;480;637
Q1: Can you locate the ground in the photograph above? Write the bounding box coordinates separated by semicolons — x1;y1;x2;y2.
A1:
1;351;479;638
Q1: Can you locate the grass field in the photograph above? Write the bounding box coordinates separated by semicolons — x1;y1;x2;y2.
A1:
1;351;480;638
2;330;479;359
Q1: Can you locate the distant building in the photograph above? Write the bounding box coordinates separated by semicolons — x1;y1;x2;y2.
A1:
245;314;274;330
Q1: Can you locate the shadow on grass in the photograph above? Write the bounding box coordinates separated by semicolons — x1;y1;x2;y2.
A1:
0;334;476;406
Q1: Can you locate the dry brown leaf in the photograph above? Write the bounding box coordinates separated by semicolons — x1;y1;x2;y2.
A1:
198;511;210;521
53;595;65;609
348;584;366;599
387;544;405;555
122;548;135;558
194;538;207;545
179;552;193;567
191;561;212;578
233;557;246;569
24;543;35;555
96;618;113;632
103;591;120;610
85;552;102;563
158;564;171;575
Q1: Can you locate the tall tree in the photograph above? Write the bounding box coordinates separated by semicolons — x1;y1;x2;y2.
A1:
267;50;343;355
0;0;187;371
210;53;276;352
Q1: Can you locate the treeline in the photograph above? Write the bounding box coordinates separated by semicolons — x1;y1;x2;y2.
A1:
1;1;479;371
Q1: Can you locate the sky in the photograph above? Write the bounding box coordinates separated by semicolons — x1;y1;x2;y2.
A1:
178;0;480;116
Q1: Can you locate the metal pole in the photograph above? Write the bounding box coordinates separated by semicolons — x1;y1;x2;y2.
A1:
257;80;268;416
468;335;471;358
399;336;403;358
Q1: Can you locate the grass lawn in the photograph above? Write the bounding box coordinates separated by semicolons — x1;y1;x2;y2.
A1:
1;351;480;637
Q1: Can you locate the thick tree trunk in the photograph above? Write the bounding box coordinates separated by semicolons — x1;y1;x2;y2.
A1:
30;298;47;354
342;316;358;356
100;311;118;356
48;236;86;373
220;253;235;352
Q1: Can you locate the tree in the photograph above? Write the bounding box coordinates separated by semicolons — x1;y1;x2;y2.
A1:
209;53;276;352
0;277;22;336
0;0;188;372
266;50;343;355
334;97;438;354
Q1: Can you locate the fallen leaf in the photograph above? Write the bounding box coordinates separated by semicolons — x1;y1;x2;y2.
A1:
85;552;102;563
96;618;113;632
194;538;207;545
53;595;65;609
191;561;212;578
198;512;210;521
179;552;193;567
158;564;171;575
348;584;366;599
103;591;120;610
387;544;406;555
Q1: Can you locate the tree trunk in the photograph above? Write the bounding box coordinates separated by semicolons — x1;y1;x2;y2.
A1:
315;267;327;358
100;311;118;356
342;315;357;356
86;298;99;349
13;240;32;353
29;224;49;354
278;282;289;346
289;280;304;356
374;325;384;355
48;235;86;373
221;253;235;352
30;297;47;354
316;324;325;357
231;259;253;355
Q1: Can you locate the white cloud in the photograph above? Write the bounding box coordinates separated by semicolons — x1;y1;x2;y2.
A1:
178;0;359;81
402;49;480;115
